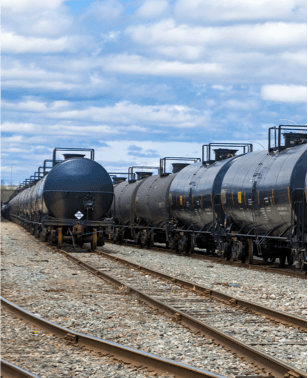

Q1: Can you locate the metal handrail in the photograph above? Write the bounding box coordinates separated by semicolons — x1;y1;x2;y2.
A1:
128;165;159;182
53;147;95;166
268;125;307;152
159;157;200;176
202;143;253;164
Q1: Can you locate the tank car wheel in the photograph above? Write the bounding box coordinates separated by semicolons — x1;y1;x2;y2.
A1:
279;253;286;267
245;239;254;265
177;235;187;255
223;245;231;261
140;231;148;248
286;251;294;266
116;230;123;245
40;228;48;242
134;231;142;248
147;232;155;248
113;229;122;244
48;232;57;246
170;234;179;252
186;234;195;255
112;233;117;244
120;230;125;245
34;225;40;239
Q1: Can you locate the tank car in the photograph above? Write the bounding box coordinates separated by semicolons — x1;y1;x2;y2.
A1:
110;159;198;249
169;125;306;268
110;125;307;269
4;148;114;249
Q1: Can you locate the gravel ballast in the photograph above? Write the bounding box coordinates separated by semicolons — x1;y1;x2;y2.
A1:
101;243;307;319
2;220;306;376
2;309;166;378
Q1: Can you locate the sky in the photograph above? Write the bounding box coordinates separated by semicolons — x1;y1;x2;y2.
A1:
1;0;307;185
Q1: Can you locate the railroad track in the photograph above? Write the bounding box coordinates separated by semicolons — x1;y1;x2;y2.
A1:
92;247;307;330
2;297;222;378
106;239;307;279
2;221;306;378
54;243;307;378
3;220;269;378
1;359;41;378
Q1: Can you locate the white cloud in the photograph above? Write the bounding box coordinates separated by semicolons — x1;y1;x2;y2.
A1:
224;99;259;111
2;0;65;13
1;60;113;92
103;54;224;78
82;0;124;22
9;12;73;38
96;140;203;169
174;0;307;23
261;85;307;102
101;31;121;43
0;122;120;136
126;20;307;51
280;50;307;66
1;122;38;133
45;101;211;128
212;85;233;91
2;99;71;112
2;32;91;54
2;100;211;130
155;45;203;61
136;0;169;19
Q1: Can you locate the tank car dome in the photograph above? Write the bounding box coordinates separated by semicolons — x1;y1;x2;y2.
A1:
43;158;113;220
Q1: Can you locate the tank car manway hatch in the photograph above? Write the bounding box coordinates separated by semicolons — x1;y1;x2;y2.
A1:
4;148;114;250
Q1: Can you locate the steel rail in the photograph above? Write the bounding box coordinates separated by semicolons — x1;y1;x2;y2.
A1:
1;359;41;378
1;297;225;378
107;240;306;279
95;248;307;330
54;247;306;378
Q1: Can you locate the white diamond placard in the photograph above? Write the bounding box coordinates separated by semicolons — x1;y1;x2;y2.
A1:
75;211;84;220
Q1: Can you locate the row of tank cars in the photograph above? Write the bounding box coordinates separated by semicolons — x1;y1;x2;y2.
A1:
2;148;114;249
2;125;307;269
109;125;307;269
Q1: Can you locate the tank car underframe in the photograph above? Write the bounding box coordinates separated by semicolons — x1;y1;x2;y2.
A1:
109;219;215;255
109;217;306;268
213;217;305;266
9;213;113;251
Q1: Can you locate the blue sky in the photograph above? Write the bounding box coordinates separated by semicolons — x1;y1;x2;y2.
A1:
2;0;307;185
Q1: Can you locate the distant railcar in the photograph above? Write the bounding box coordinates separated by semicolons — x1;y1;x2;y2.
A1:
4;148;114;249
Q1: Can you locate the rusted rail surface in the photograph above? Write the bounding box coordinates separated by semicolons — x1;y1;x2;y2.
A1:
1;297;225;378
106;240;306;279
96;248;307;331
54;248;306;378
1;359;41;378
